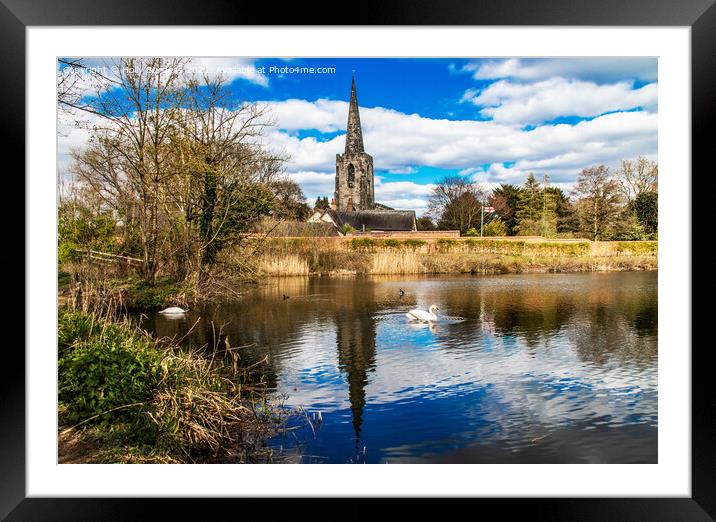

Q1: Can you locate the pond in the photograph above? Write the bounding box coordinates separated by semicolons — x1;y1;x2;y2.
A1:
137;271;658;464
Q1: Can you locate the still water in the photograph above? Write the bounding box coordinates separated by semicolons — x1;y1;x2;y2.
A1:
138;272;658;463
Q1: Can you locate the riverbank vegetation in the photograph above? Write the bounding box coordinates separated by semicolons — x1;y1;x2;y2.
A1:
58;58;308;300
252;237;657;276
58;308;285;463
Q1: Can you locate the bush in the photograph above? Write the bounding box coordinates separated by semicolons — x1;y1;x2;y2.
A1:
350;238;376;250
615;241;658;256
403;239;427;250
342;224;357;234
465;227;479;237
483;219;507;237
57;309;282;462
58;310;163;426
126;280;181;310
58;240;80;264
436;239;458;251
381;239;401;248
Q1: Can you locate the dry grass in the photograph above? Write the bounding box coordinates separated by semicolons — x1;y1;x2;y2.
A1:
370;251;423;274
258;254;310;276
219;238;658;278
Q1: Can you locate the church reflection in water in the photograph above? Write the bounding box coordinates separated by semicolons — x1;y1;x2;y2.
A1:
332;284;378;456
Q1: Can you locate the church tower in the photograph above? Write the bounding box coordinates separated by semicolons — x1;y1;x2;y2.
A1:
335;76;374;211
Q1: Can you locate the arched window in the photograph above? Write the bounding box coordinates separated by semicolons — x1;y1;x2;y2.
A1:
347;164;355;186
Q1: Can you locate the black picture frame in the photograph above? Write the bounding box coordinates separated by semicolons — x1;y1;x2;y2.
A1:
5;0;712;519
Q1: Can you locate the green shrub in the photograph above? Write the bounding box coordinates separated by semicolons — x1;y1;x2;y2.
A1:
615;241;658;255
381;239;401;248
483;219;507;237
342;224;357;234
58;311;163;426
58;309;97;355
403;239;427;250
465;228;479;237
436;239;458;251
350;238;376;250
126;280;181;310
58;240;80;263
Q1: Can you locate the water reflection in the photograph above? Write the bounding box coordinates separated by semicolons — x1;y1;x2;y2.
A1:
136;272;657;463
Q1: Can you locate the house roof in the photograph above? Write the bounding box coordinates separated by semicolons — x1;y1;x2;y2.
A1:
325;209;416;231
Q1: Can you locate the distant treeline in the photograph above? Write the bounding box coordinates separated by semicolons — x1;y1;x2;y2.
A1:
417;159;657;241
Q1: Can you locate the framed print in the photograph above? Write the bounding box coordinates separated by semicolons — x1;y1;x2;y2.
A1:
6;0;713;519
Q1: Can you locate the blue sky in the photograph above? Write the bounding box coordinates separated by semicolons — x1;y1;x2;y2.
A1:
58;57;658;215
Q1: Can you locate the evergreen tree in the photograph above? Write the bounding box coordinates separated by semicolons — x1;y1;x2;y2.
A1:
545;187;578;234
631;191;658;236
515;173;557;237
613;211;646;240
489;184;521;235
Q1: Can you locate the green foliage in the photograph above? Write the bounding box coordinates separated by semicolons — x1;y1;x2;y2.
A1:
465;239;526;255
58;240;80;263
546;187;578;234
350;238;376;250
530;242;591;256
613;212;647;241
342;224;357;234
615;241;658;255
57;309;280;462
58;201;118;263
201;181;275;266
126;280;181;310
58;270;72;290
514;174;558;237
631;191;658;235
314;196;330;209
381;239;401;248
464;227;479;236
483;219;507;237
403;239;427;250
58;310;163;426
436;239;458;251
490;184;521;235
416;216;436;231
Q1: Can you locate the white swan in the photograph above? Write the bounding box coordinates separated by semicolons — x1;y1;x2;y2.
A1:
158;306;187;315
405;305;439;322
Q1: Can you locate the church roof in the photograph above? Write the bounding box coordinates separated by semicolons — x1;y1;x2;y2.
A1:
326;209;416;232
344;75;365;155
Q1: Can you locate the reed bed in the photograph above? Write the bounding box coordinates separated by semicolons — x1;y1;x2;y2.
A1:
241;237;657;277
258;254;310;276
370;251;423;275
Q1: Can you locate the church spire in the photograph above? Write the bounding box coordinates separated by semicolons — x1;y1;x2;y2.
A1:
344;74;365;155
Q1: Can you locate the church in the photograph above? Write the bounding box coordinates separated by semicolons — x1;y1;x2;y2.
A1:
308;76;417;233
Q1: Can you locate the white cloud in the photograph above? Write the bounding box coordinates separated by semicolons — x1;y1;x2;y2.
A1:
464;78;657;124
462;58;658;83
286;171;335;197
260;99;657;181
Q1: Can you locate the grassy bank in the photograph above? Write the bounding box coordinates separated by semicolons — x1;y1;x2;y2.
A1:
253;237;658;276
59;238;657;312
58;309;285;463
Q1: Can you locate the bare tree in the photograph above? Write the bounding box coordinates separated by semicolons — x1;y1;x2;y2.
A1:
68;58;187;284
427;176;487;233
177;75;281;279
615;156;658;200
572;165;625;241
65;59;287;286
